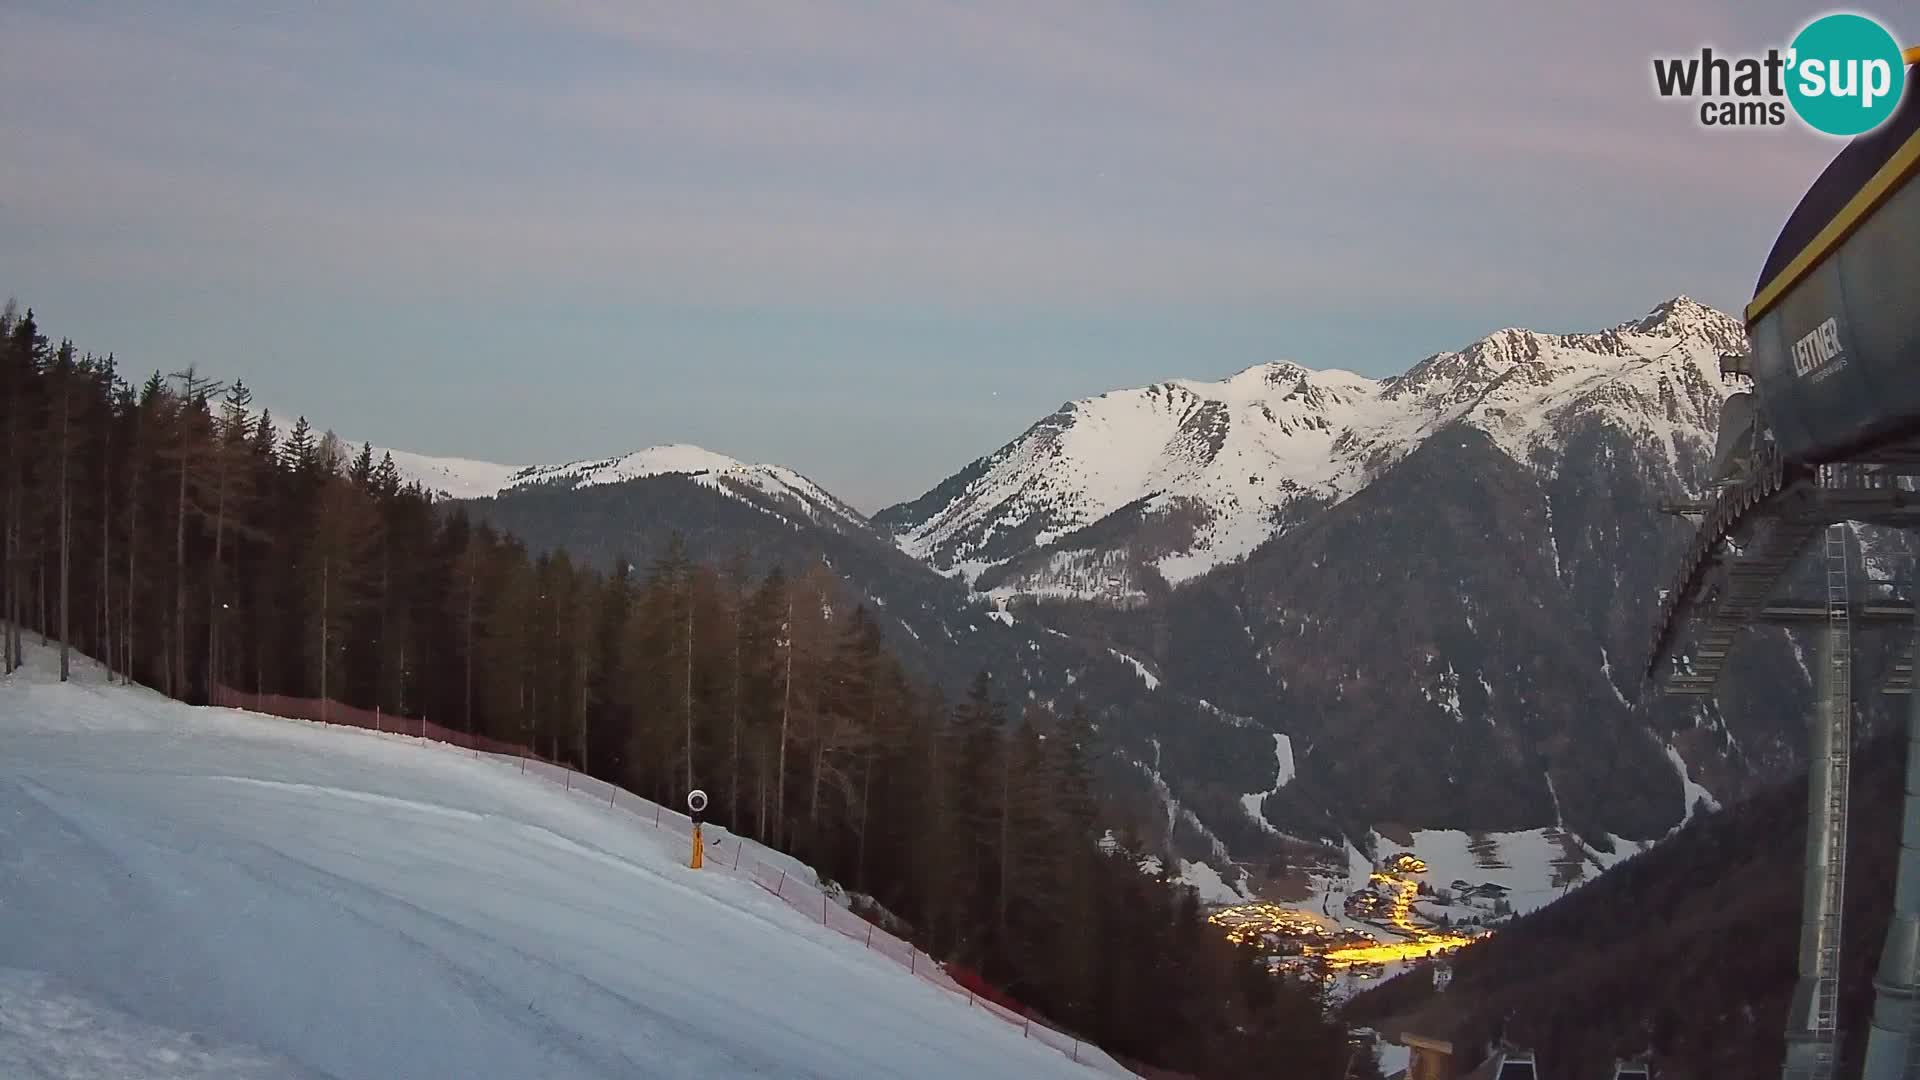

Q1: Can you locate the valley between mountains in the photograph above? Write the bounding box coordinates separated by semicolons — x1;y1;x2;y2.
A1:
368;296;1910;911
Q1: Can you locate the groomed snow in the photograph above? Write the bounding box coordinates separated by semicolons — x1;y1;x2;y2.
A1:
0;646;1113;1079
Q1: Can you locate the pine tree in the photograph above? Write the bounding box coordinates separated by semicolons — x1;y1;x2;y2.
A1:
477;538;534;744
349;441;375;490
46;341;80;680
586;558;634;778
281;416;316;476
447;521;494;733
942;670;1006;965
739;566;788;837
371;452;400;498
93;357;122;676
163;368;222;699
303;476;379;707
1;308;48;671
204;380;259;692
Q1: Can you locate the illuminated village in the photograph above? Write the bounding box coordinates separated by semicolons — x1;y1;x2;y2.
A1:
1207;851;1495;988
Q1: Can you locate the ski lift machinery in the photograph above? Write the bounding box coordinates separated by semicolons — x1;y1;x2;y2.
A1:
1646;50;1920;1080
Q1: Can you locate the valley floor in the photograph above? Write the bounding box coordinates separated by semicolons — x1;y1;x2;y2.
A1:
0;645;1107;1080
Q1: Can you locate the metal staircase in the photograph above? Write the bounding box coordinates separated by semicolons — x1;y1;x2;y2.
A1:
1812;518;1855;1079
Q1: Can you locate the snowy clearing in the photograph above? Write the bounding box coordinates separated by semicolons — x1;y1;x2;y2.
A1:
0;646;1113;1080
1173;860;1248;905
1237;734;1294;835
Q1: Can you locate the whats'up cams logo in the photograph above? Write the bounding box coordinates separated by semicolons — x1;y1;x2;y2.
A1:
1653;12;1911;135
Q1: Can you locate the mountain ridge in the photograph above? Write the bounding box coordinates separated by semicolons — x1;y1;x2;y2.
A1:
875;295;1744;601
353;293;1877;904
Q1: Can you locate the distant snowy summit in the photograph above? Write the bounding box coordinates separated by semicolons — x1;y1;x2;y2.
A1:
379;442;868;533
874;296;1744;598
380;297;1744;603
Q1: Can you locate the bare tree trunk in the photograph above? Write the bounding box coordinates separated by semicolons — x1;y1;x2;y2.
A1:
10;522;21;670
998;741;1012;940
857;680;878;891
776;595;793;846
729;594;742;827
810;739;821;830
173;442;186;698
684;573;694;797
757;753;768;840
2;392;12;677
3;514;12;676
575;616;589;772
205;448;227;695
56;379;69;681
99;412;111;677
463;557;475;733
124;488;137;687
319;556;329;712
857;746;873;893
377;534;390;711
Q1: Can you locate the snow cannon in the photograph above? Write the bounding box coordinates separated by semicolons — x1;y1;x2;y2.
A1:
687;789;708;870
1745;52;1920;465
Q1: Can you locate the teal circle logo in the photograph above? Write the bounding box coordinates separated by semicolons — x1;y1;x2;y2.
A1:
1786;14;1906;136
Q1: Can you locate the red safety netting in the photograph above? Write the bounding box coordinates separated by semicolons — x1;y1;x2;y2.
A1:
206;684;1137;1076
948;963;1030;1018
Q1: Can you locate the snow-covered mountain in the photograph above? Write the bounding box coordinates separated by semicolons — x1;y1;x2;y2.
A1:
876;296;1745;599
382;443;869;535
375;447;525;501
861;294;1906;877
337;296;1902;901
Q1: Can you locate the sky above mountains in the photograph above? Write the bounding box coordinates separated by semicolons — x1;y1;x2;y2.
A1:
0;0;1859;509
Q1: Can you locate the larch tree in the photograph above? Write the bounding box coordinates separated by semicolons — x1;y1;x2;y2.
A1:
205;380;259;693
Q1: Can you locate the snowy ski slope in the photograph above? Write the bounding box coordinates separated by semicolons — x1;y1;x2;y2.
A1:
0;646;1116;1079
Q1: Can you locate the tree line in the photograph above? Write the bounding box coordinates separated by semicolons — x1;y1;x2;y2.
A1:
0;303;1361;1078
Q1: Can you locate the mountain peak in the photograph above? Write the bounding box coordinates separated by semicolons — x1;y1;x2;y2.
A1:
503;442;798;493
887;294;1746;593
1618;295;1744;352
1225;360;1311;386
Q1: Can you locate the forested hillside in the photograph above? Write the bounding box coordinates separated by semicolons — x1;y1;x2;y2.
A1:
0;303;1360;1079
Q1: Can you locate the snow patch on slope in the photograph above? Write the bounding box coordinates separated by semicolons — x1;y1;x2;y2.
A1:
1173;859;1250;905
1665;742;1721;824
1238;734;1296;835
376;448;526;501
1108;649;1160;690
